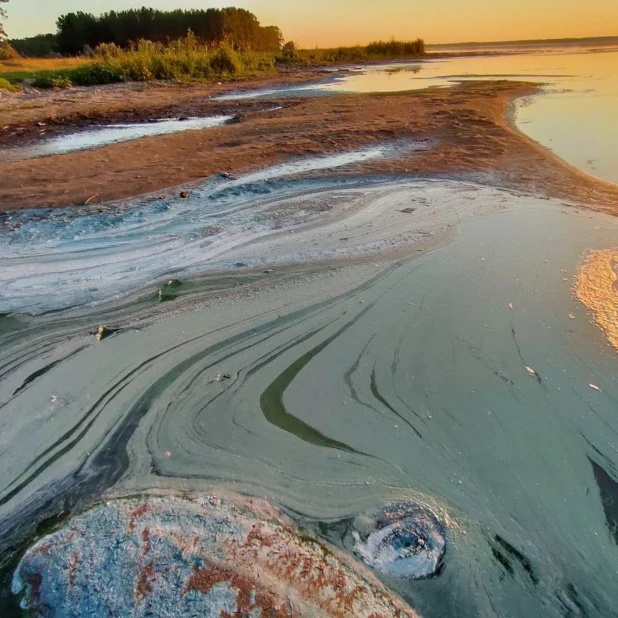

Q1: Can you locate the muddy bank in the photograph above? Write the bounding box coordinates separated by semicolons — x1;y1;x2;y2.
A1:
1;80;617;214
0;68;326;129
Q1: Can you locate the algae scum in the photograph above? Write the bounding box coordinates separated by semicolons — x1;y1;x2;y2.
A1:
1;169;618;617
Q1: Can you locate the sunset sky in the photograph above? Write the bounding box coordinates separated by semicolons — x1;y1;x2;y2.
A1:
5;0;618;45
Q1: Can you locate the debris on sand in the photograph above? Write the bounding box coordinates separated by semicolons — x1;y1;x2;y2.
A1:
95;325;108;341
13;494;419;618
158;279;183;302
525;366;537;378
95;325;121;341
180;191;189;199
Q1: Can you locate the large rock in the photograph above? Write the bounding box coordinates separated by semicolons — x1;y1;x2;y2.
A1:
13;493;420;618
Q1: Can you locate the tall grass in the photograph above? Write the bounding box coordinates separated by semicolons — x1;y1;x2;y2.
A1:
1;35;276;88
0;35;425;89
0;56;91;85
281;39;426;65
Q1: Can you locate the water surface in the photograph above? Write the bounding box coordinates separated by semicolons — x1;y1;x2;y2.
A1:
1;179;617;617
218;48;618;186
0;115;233;161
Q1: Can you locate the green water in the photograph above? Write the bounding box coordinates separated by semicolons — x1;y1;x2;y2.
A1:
1;182;617;616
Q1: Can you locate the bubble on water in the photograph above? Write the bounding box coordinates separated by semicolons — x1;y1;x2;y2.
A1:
353;502;446;579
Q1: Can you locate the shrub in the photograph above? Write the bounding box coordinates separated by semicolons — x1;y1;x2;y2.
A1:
0;76;20;92
209;45;243;74
277;41;302;63
0;42;18;60
50;76;73;88
95;42;124;59
32;73;73;88
69;62;126;86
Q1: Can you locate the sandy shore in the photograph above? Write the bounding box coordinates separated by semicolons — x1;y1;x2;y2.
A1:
1;74;617;214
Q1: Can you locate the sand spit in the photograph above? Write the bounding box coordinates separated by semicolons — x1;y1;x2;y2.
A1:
2;80;618;213
13;493;420;618
575;248;618;352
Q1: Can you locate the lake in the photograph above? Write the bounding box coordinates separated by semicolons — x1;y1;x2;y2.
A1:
218;46;618;186
1;45;618;618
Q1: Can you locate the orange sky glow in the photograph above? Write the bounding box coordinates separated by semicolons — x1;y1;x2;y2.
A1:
253;0;618;46
5;0;618;45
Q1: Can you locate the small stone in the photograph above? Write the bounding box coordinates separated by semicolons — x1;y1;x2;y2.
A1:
95;325;108;342
180;191;189;199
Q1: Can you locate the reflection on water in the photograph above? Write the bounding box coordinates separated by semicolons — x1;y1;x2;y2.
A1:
218;48;618;186
576;248;618;352
336;51;618;186
0;115;233;161
515;51;618;185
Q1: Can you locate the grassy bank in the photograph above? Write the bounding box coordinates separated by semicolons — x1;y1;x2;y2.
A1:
0;37;276;89
0;37;425;91
0;56;90;86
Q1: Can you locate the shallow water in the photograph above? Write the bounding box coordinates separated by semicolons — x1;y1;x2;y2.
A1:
218;48;618;186
0;115;233;160
1;177;617;617
0;143;427;314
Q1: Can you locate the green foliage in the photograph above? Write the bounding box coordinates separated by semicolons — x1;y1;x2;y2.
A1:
70;62;126;85
365;39;425;56
279;39;426;65
208;44;243;74
55;7;283;56
10;33;59;57
32;74;72;88
0;75;20;91
19;34;276;88
0;40;16;59
278;41;301;63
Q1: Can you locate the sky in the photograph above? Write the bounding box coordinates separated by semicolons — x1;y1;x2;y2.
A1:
4;0;618;46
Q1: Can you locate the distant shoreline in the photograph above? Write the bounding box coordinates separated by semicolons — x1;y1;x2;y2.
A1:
428;35;618;49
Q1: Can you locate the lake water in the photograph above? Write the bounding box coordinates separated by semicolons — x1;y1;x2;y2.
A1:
218;48;618;186
2;46;618;618
2;175;618;617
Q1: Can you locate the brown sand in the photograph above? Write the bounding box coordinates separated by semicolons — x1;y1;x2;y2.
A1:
1;76;617;213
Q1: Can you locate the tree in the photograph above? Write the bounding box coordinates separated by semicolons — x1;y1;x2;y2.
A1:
0;0;8;39
55;7;283;54
10;33;58;56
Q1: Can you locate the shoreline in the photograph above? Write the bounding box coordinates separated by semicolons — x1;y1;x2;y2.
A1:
0;73;617;214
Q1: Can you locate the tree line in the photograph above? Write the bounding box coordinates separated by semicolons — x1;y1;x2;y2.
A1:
53;7;283;55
